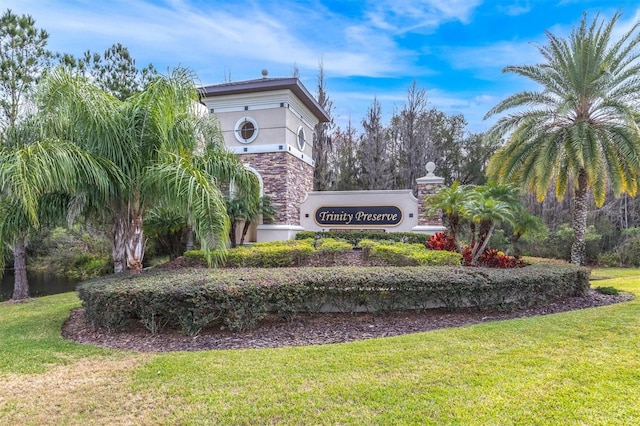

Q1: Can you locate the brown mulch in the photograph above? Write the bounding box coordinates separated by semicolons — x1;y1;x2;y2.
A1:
62;289;633;353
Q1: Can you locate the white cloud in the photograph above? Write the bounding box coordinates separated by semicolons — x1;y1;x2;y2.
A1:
365;0;483;34
3;0;423;80
446;40;541;72
497;1;531;16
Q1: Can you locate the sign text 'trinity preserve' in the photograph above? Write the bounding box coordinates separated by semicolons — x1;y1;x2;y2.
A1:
314;206;403;227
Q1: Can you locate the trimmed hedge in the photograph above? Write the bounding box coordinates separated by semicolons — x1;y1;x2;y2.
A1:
359;239;462;266
295;230;430;245
78;263;589;335
184;238;458;268
184;239;316;268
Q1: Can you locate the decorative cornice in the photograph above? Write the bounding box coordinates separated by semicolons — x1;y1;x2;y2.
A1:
200;77;329;123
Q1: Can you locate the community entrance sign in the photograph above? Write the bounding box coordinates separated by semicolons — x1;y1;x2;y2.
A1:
300;190;419;232
314;206;403;227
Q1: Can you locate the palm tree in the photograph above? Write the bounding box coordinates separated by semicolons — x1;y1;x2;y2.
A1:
485;12;640;265
464;195;515;265
226;197;252;248
0;118;116;300
425;181;472;250
39;67;256;273
509;212;547;255
240;196;277;246
143;206;188;260
475;182;522;245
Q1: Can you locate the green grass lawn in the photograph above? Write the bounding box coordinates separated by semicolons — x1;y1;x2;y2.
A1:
1;268;639;425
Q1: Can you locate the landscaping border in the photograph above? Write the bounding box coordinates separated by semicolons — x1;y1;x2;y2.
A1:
77;263;589;335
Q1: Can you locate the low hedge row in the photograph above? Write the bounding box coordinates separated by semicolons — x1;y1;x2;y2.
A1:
184;239;318;268
359;239;462;266
78;264;589;335
295;230;430;245
184;238;458;268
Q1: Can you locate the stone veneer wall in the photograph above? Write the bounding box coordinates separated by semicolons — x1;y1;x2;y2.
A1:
417;181;444;226
240;152;313;225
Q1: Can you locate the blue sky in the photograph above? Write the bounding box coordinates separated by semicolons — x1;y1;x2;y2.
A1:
5;0;640;134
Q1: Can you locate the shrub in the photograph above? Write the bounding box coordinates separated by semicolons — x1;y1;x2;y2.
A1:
183;249;209;265
518;224;602;263
594;286;620;296
295;230;430;246
78;263;590;334
184;240;316;268
427;232;457;252
428;232;523;269
597;252;620;267
613;228;640;267
359;239;461;266
27;226;112;279
461;247;525;268
185;238;459;269
69;254;112;280
314;237;353;263
369;242;461;266
316;238;353;254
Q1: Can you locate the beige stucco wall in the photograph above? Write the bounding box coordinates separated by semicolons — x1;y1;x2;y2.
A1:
202;89;316;160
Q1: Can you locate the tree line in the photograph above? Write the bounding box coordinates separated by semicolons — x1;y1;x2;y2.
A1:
313;80;500;194
314;12;640;267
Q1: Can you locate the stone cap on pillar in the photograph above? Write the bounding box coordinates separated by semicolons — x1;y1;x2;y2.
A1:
416;162;444;185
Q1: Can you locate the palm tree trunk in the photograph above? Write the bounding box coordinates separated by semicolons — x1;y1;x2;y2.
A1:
478;220;491;246
229;221;238;248
185;224;194;251
449;214;461;252
240;220;252;246
471;225;495;266
12;237;29;301
126;212;145;274
571;169;589;265
111;214;127;273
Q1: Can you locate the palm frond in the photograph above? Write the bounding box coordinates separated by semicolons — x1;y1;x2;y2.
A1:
485;11;640;210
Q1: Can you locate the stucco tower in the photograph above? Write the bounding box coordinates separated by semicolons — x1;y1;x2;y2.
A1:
200;76;330;242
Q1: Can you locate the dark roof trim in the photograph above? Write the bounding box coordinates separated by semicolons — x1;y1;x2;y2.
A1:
200;77;330;122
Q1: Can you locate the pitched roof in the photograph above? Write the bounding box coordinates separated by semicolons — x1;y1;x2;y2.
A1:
200;77;330;122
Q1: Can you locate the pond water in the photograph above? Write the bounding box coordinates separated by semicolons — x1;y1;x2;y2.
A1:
0;271;78;301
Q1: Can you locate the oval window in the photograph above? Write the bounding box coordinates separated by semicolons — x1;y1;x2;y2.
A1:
297;126;306;150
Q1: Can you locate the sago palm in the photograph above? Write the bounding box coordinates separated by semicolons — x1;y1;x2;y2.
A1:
485;12;640;265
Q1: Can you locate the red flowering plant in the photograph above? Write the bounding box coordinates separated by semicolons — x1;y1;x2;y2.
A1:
461;245;524;268
426;232;457;252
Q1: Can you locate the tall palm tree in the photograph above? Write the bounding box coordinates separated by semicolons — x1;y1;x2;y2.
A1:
39;67;256;273
0;118;116;300
485;12;640;265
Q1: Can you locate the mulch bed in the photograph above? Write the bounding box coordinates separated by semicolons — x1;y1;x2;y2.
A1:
62;289;633;353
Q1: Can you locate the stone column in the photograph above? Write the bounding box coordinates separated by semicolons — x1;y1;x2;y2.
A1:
413;162;446;235
249;151;311;242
